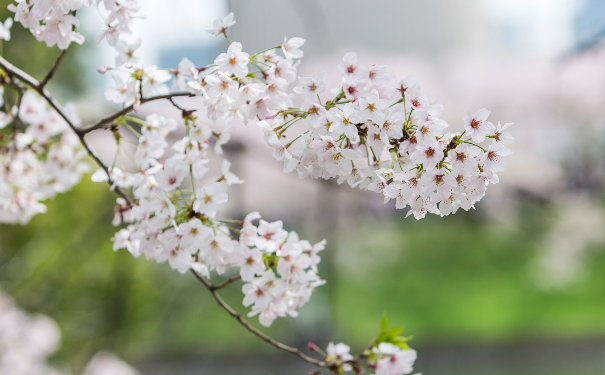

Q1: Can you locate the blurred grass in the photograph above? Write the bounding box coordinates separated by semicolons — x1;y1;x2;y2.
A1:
335;209;605;347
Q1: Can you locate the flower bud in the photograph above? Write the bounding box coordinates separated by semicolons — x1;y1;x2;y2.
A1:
97;66;108;74
307;342;318;353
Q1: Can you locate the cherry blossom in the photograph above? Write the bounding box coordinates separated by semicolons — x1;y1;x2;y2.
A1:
215;42;250;78
0;290;140;375
0;17;12;40
206;12;236;36
281;36;305;59
463;108;496;143
373;343;418;375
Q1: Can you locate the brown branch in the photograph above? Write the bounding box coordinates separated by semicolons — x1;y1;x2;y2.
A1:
210;274;241;290
38;49;68;89
39;10;77;89
190;269;327;367
79;92;195;134
0;55;133;206
9;90;23;140
0;56;79;131
2;73;26;140
168;97;187;112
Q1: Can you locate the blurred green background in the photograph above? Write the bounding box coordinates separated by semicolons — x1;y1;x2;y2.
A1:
3;175;605;375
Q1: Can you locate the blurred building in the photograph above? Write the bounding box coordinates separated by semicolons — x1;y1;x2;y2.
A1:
228;0;581;61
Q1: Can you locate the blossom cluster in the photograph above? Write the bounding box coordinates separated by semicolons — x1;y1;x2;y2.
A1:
93;11;514;221
92;9;510;325
253;55;514;219
325;341;418;375
241;221;326;326
8;0;85;49
96;113;325;327
0;290;139;375
8;0;141;50
0;91;89;224
121;12;514;220
89;13;326;326
0;290;62;375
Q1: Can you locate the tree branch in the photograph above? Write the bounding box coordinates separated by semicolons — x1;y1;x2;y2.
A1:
9;90;23;140
0;55;76;131
0;55;133;206
38;49;68;89
210;275;241;290
79;92;195;134
190;269;327;367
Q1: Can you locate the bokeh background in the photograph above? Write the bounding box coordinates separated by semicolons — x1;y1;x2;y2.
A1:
2;0;605;374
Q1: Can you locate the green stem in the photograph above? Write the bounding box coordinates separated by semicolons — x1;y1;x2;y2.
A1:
251;45;281;58
463;140;487;152
285;131;309;149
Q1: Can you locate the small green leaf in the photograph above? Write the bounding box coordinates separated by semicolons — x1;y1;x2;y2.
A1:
375;314;413;348
377;327;403;343
380;313;388;332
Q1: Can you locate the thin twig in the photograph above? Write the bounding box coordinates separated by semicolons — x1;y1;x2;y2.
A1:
38;49;68;89
38;10;76;89
9;90;23;140
190;269;327;367
79;92;195;134
168;97;186;112
210;275;241;290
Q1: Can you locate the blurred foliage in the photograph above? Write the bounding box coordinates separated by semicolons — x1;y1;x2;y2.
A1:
336;206;605;348
0;6;87;99
2;178;605;372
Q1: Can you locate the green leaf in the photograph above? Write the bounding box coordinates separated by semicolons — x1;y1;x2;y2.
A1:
380;313;388;332
392;336;413;349
377;327;403;343
375;314;413;348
